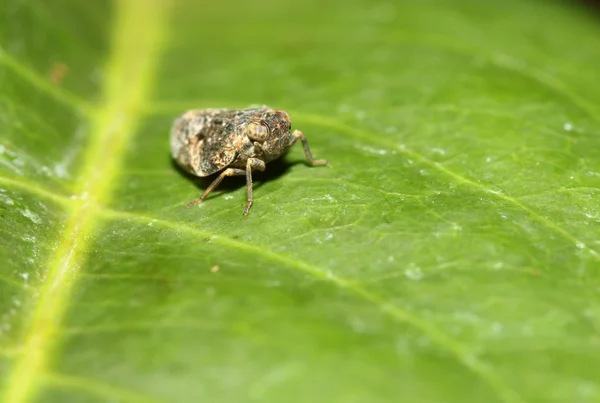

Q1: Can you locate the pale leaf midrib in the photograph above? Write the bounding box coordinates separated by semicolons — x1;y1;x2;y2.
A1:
2;1;170;402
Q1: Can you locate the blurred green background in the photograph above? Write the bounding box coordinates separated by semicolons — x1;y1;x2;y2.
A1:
2;0;600;402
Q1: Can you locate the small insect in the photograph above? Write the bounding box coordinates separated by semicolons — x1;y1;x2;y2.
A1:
49;62;68;85
170;106;328;215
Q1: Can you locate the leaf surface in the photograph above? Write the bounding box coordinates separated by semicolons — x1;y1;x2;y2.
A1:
2;0;600;402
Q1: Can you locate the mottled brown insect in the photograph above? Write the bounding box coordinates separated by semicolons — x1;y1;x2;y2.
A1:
170;106;328;215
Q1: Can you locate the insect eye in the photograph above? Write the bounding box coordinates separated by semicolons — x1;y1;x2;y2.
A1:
247;121;270;141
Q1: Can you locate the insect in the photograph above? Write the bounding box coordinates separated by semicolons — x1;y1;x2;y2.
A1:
170;106;328;215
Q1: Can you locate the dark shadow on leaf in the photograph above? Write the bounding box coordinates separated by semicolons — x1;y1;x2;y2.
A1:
580;0;600;13
170;155;305;199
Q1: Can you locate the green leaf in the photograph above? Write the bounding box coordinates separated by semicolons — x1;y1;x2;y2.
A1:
2;0;600;402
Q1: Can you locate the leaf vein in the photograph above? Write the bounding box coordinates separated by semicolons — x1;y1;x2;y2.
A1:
297;113;599;259
0;47;94;117
2;2;171;402
98;208;526;403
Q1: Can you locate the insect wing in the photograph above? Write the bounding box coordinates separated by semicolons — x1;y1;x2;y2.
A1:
194;114;239;176
170;110;239;176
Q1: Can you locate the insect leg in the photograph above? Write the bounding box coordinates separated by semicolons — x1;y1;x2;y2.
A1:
292;130;328;166
243;158;266;216
186;168;246;208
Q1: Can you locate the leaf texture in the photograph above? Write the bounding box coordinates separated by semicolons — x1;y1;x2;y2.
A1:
2;0;600;402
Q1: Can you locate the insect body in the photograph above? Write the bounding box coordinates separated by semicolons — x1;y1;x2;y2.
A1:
170;106;328;215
